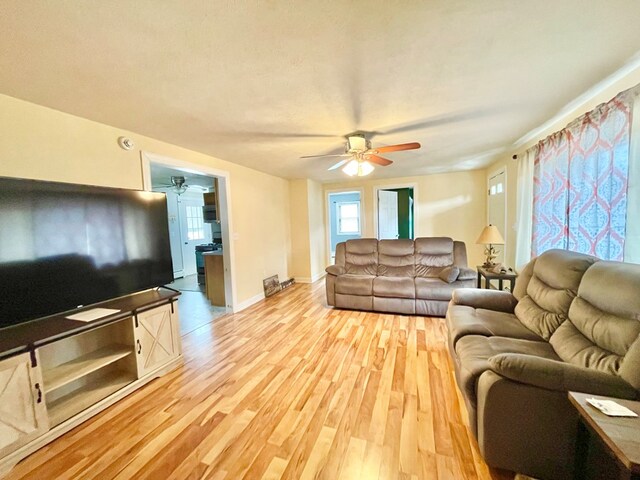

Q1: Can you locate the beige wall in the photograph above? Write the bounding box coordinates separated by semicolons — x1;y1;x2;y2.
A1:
486;69;640;268
288;179;326;281
0;94;291;306
323;170;487;267
307;179;326;279
288;179;312;280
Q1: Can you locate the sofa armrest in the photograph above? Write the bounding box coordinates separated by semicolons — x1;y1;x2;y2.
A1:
325;265;345;276
451;288;518;313
489;354;638;399
457;267;476;281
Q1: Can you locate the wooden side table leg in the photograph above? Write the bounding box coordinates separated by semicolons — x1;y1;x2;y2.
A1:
477;271;481;288
498;278;503;291
511;278;516;292
574;420;590;480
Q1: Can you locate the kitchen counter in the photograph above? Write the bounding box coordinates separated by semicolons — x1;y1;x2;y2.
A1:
204;253;225;306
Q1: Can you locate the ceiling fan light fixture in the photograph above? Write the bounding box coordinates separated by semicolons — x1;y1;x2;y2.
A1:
342;159;374;177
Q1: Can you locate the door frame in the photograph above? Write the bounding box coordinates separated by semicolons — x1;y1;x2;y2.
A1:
141;151;237;312
373;183;418;240
324;187;365;265
486;166;508;265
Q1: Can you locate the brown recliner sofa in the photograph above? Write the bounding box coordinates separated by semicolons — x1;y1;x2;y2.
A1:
446;249;640;480
325;237;475;316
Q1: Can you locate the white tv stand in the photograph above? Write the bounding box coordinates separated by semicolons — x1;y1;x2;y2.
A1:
0;289;182;478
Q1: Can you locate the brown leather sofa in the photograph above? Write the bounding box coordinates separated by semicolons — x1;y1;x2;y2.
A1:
325;237;475;316
446;249;640;480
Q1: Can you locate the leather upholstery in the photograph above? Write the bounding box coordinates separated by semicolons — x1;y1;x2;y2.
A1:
445;249;640;480
325;237;470;316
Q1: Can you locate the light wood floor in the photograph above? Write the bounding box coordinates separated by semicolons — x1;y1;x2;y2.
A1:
10;282;514;480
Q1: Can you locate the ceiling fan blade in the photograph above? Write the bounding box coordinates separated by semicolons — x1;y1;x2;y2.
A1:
328;159;350;171
369;142;421;154
365;154;393;167
300;153;351;159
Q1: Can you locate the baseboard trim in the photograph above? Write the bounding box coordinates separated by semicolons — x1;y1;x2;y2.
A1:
233;292;265;313
295;272;326;284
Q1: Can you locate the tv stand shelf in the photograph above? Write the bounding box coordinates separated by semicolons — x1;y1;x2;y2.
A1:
42;345;133;393
47;370;136;427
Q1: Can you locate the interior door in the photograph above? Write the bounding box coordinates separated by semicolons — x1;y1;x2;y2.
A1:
378;190;399;239
134;304;179;377
164;191;184;279
178;194;210;276
0;352;48;459
488;171;506;265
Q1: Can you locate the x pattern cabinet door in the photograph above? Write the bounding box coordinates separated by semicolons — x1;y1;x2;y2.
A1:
135;305;178;377
0;352;48;459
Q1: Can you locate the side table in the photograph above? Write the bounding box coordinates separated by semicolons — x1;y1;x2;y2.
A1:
476;265;517;291
569;392;640;480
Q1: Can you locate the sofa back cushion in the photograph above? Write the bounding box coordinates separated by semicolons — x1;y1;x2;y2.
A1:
414;237;454;278
452;241;469;267
512;258;536;301
514;249;597;340
378;239;415;277
344;239;378;275
550;261;640;389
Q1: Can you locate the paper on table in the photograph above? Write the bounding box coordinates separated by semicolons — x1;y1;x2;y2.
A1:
587;398;638;417
66;308;121;322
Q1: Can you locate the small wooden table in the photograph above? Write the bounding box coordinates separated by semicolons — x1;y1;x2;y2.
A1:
476;265;517;291
569;392;640;480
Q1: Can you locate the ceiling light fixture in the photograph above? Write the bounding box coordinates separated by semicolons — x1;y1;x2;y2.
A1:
342;159;374;177
171;176;188;195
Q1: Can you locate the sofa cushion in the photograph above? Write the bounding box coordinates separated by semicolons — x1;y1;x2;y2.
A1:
335;274;375;296
488;354;638;399
415;237;453;278
550;261;640;389
439;266;459;283
373;276;415;299
447;304;543;350
344;239;378;275
377;239;415;277
455;335;559;408
415;277;462;301
514;249;597;340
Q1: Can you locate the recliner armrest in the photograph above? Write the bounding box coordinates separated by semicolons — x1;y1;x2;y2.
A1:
489;354;638;399
457;267;476;281
451;288;518;313
325;265;346;276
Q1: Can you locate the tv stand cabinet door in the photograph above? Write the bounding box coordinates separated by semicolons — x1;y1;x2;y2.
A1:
134;304;179;377
0;352;49;459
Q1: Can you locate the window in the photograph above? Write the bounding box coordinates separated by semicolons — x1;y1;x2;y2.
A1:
337;201;360;235
531;88;635;261
185;205;205;241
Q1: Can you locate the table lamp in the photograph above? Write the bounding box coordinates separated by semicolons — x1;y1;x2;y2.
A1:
476;224;504;267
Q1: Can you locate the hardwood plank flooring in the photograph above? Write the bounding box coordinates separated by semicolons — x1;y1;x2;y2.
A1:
9;282;515;480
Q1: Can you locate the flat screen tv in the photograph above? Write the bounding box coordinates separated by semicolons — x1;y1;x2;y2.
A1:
0;177;173;329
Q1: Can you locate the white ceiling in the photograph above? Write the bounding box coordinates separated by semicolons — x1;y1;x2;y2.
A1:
2;1;640;181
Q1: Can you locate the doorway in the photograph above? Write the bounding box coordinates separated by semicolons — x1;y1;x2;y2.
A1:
142;153;234;336
327;191;362;262
376;187;414;240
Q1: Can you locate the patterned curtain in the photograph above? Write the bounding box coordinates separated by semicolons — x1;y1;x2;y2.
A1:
532;89;634;260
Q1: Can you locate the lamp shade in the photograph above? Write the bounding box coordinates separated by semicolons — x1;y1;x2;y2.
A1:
476;224;504;245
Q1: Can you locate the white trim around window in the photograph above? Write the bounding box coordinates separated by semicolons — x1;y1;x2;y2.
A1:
336;201;361;235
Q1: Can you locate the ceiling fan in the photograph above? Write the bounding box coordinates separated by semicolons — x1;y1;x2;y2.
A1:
301;134;420;176
156;176;209;195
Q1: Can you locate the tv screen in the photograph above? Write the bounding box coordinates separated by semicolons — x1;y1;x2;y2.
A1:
0;177;173;329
